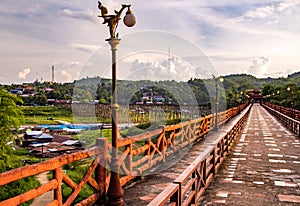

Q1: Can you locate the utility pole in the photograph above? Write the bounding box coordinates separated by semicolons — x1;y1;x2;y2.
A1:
52;65;54;83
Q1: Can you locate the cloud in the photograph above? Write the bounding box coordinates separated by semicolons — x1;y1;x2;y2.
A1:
248;56;271;78
50;61;82;82
263;67;300;78
242;0;300;20
69;61;82;67
2;0;300;83
59;9;96;23
126;55;198;82
60;70;73;82
70;43;99;53
18;67;31;79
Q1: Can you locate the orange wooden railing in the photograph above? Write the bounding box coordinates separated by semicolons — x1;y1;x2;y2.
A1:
0;144;106;206
263;103;300;136
148;104;251;205
0;103;248;206
264;102;300;121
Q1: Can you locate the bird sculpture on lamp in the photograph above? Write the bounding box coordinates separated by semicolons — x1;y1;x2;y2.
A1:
98;1;135;39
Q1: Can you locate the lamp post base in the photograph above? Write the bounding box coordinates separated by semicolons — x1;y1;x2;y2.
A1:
107;158;124;206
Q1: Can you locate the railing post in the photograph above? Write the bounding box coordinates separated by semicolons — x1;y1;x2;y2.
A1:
225;134;229;153
203;160;207;186
125;143;133;175
212;149;216;176
146;138;151;166
95;138;108;204
53;168;63;206
158;125;166;162
171;191;180;206
192;170;196;204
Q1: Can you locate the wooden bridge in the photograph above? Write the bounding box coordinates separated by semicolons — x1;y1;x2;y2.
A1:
0;102;299;205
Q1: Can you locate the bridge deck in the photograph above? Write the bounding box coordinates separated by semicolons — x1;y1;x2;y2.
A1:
199;104;300;205
123;106;249;205
123;104;300;205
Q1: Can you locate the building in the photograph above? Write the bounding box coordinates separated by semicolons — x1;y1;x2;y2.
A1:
248;89;264;103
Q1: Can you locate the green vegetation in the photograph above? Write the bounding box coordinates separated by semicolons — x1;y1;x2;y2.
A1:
75;129;112;147
2;72;300;111
0;148;42;206
261;83;300;109
0;88;24;168
46;160;96;205
12;147;42;163
0;149;41;205
0;89;40;205
0;173;40;206
62;161;95;205
21;106;73;124
121;118;185;137
48;158;96;205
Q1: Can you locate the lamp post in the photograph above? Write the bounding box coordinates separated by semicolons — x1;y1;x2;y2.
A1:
276;91;281;111
287;87;291;108
286;86;295;118
97;2;136;205
238;91;243;114
212;75;224;131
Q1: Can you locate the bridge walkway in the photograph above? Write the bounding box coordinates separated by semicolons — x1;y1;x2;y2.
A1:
123;105;250;205
198;104;300;205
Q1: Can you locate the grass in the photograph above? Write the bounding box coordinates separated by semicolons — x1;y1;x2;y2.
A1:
47;159;96;205
75;129;112;147
21;106;73;125
21;106;112;124
0;148;41;206
12;148;43;163
23;116;73;125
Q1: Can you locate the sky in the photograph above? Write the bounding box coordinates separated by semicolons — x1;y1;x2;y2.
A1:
1;0;300;84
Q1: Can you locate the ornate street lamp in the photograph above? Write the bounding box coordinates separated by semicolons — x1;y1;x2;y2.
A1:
97;2;136;205
212;75;224;131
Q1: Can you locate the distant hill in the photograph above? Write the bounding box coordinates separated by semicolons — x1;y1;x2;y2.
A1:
287;71;300;79
1;72;299;109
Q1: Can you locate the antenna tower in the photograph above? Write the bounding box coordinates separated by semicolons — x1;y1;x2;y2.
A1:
168;47;171;71
52;65;54;83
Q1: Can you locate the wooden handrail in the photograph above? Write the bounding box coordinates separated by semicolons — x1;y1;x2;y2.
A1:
0;147;99;187
263;103;300;136
264;102;300;121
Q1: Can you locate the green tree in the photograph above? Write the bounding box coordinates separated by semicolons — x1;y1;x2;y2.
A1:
21;96;34;106
0;89;41;206
0;89;24;169
34;93;48;105
262;84;274;96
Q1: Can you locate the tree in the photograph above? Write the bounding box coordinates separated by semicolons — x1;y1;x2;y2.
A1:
0;91;41;206
34;93;48;105
0;89;24;169
262;84;274;96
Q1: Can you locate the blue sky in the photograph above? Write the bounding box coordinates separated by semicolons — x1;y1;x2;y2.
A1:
1;0;300;84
